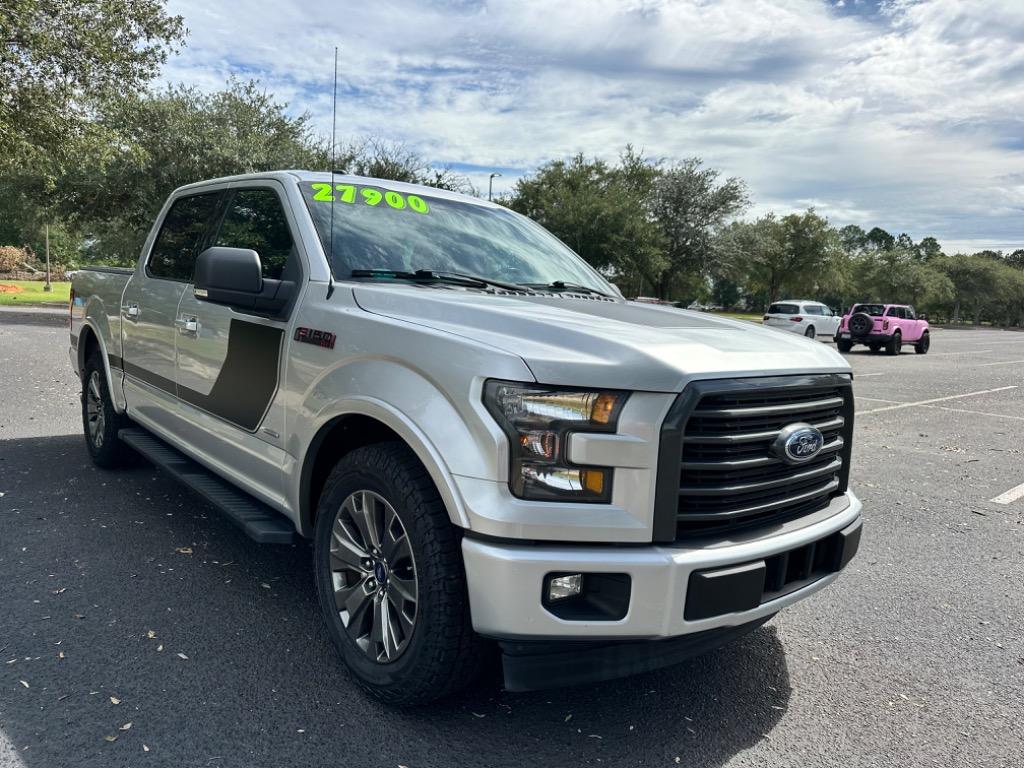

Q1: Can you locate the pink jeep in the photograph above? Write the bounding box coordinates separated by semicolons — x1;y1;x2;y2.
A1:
837;303;930;355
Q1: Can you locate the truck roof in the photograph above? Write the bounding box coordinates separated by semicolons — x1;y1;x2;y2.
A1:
172;169;500;209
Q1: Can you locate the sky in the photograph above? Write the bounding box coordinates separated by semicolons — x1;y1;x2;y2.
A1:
161;0;1024;254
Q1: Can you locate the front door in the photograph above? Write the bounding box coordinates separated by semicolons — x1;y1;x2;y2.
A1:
172;182;303;507
121;192;221;428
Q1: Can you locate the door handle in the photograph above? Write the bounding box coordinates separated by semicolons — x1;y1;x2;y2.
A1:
123;303;140;320
175;316;199;336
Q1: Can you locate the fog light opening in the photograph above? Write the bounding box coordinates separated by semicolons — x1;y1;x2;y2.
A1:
547;573;583;602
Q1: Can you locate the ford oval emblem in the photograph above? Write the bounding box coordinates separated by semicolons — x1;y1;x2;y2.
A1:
773;423;825;464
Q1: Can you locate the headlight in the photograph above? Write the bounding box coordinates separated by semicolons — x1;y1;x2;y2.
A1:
483;380;628;502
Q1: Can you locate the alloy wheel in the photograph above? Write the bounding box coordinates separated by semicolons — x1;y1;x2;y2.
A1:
327;490;418;663
86;371;105;448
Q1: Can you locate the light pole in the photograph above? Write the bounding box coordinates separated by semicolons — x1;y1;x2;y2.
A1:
488;172;502;201
44;223;51;292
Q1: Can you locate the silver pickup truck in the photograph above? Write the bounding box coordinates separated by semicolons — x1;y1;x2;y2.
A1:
70;171;862;703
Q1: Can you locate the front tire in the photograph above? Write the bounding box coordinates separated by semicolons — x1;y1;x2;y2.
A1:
915;331;930;354
837;338;852;353
82;351;130;468
313;442;488;704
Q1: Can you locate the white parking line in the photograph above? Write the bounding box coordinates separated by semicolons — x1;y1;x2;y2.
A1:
975;359;1024;367
857;385;1018;415
856;372;885;377
926;349;993;356
921;405;1024;422
991;482;1024;505
858;396;904;403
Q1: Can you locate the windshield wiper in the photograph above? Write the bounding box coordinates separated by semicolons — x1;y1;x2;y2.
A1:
351;269;525;293
524;281;614;298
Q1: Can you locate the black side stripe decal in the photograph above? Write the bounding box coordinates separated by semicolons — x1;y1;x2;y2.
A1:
120;319;284;432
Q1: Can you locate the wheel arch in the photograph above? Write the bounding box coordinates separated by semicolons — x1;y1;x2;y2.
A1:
77;318;126;413
297;405;471;538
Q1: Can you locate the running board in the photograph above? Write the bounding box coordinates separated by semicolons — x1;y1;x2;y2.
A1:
119;427;297;544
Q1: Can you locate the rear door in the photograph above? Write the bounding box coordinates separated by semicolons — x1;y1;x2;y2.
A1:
171;181;304;505
121;192;222;427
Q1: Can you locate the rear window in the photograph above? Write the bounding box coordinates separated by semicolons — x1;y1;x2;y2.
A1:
767;303;799;314
852;304;885;316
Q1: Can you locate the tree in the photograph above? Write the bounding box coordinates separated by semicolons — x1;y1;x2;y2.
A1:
865;227;895;251
940;254;1003;324
1;0;186;173
340;138;472;193
838;224;868;256
60;80;331;264
648;158;748;298
918;236;943;261
716;215;787;307
1007;249;1024;270
505;148;665;293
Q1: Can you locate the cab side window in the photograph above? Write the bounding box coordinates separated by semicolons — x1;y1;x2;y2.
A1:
905;306;916;320
214;189;296;280
148;193;222;281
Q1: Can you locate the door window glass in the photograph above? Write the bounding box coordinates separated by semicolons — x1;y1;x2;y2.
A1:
214;189;295;280
148;193;222;281
905;306;916;319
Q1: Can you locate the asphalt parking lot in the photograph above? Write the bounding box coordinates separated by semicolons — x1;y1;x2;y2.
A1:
1;307;1022;768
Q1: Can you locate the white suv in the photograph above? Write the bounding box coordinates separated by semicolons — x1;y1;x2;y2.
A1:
763;300;841;340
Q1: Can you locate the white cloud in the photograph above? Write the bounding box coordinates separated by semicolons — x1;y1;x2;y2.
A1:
162;0;1024;252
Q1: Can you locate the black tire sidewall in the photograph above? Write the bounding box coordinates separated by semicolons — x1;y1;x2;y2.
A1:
916;332;930;353
805;326;815;339
82;352;125;467
312;444;475;699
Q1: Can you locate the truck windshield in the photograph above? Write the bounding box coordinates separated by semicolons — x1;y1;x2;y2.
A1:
299;180;609;292
851;304;885;316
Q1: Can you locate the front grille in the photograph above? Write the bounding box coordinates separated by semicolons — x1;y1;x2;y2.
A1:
653;375;854;541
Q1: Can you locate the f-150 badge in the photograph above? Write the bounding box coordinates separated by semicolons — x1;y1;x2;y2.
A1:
294;327;336;349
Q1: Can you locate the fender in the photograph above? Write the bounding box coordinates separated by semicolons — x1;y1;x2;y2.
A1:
287;357;526;536
77;304;127;413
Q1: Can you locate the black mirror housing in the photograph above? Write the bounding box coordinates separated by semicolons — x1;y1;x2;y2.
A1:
195;247;263;308
193;247;296;315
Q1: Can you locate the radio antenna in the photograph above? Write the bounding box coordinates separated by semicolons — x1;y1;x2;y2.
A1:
329;45;339;270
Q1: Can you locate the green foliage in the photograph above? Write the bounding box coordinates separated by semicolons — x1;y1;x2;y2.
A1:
0;0;185;174
505;148;666;294
649;159;748;298
340;138;472;194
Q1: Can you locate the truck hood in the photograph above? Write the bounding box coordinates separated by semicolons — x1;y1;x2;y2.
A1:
352;285;851;392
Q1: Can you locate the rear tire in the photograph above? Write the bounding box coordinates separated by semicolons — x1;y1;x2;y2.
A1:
915;331;930;354
82;351;130;468
837;339;852;353
886;330;901;356
804;325;816;339
313;442;488;704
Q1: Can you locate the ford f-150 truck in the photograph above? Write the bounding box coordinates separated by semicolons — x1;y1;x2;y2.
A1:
69;171;862;704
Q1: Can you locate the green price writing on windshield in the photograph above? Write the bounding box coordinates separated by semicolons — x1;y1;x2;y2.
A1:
310;183;430;214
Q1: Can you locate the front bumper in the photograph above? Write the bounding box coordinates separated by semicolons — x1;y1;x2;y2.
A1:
462;491;861;641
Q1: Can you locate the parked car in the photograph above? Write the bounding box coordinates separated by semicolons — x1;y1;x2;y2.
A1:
69;171;862;704
836;303;930;354
762;300;842;340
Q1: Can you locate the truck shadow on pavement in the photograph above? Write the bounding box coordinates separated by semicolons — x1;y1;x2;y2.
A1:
0;434;791;768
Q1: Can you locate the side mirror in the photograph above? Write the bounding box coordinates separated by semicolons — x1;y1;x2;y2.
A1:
194;246;295;314
919;313;928;321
